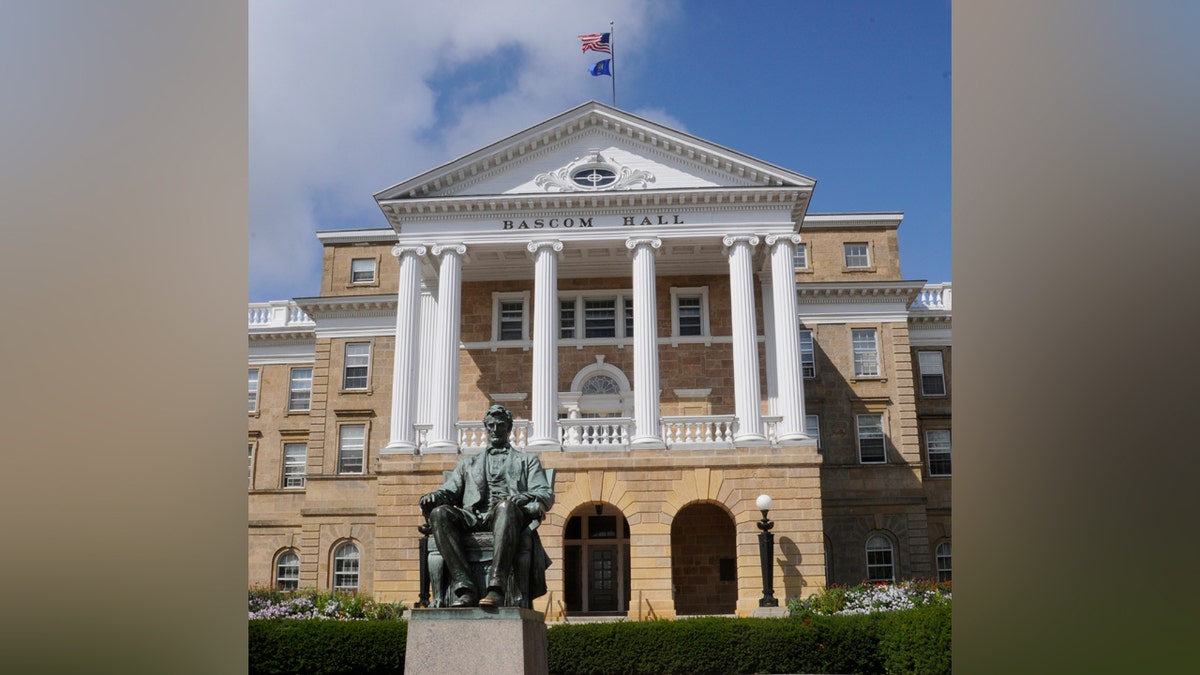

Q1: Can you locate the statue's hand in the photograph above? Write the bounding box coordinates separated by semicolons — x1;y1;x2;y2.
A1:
521;500;544;520
419;492;442;513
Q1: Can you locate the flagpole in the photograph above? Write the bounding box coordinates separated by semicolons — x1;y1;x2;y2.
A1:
609;21;616;107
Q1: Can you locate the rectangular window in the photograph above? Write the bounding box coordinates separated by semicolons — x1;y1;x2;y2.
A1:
844;243;870;268
248;442;255;489
283;442;307;488
799;329;815;378
793;243;808;269
918;351;947;396
248;369;259;413
623;295;634;337
343;342;370;390
288;368;312;412
584;298;617;338
350;258;376;283
852;329;880;377
560;299;576;338
338;424;365;474
805;414;821;448
857;413;886;463
926;429;952;476
677;295;702;336
498;300;524;340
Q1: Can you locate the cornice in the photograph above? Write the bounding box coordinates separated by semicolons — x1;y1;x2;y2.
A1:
800;213;905;229
316;228;397;244
248;330;315;343
795;281;925;304
293;294;397;318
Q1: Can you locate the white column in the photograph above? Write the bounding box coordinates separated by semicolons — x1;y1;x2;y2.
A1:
415;279;437;427
761;277;778;416
425;243;467;453
723;235;767;444
526;240;563;451
626;237;665;449
765;234;810;443
383;245;426;454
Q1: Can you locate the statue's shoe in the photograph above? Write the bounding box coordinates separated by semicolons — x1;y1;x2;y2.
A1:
478;589;504;606
450;591;478;607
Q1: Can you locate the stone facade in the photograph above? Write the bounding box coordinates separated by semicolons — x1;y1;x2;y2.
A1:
248;102;951;617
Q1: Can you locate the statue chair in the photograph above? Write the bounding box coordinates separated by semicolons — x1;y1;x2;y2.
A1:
424;468;555;609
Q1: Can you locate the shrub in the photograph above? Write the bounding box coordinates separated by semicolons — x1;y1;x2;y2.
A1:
788;579;952;618
249;619;407;675
248;587;406;621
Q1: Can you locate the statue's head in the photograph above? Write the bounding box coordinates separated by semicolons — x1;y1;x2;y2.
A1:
483;404;514;438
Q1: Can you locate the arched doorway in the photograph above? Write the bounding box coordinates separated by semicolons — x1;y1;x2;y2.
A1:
561;502;631;614
671;502;738;615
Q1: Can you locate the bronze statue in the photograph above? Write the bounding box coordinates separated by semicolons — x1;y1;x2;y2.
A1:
420;405;554;607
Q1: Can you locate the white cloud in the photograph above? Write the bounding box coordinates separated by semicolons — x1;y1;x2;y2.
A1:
249;0;677;301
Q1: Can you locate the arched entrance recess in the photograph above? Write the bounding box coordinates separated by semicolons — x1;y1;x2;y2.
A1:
671;502;738;615
561;502;631;614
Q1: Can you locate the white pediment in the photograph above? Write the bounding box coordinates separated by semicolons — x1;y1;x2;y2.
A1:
374;101;815;203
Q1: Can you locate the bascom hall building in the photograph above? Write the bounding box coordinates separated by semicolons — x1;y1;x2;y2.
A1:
248;101;952;619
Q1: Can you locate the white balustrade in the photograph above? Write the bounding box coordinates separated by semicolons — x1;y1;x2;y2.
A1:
248;301;313;329
661;415;737;448
559;417;631;451
911;283;952;311
456;420;531;452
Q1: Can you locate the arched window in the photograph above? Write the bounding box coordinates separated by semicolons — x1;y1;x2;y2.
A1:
935;541;952;582
332;542;359;591
581;374;620;395
865;534;895;582
275;550;300;590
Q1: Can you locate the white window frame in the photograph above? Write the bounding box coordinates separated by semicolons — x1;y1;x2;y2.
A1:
337;423;366;475
670;286;711;340
844;242;871;269
865;534;895;582
926;428;952;477
282;442;307;488
558;291;635;343
350;257;376;284
918;350;947;396
805;413;821;449
935;541;952;582
851;328;880;377
793;243;809;270
342;342;371;391
332;541;360;591
799;329;815;378
276;550;300;590
248;441;256;489
492;291;530;342
248;368;259;414
856;413;886;463
559;298;577;339
288;367;313;412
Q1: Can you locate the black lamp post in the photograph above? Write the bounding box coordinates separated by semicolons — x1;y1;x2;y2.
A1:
756;494;778;607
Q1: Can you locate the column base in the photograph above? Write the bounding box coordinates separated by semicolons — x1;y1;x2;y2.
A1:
733;433;770;447
524;438;562;452
422;440;460;454
380;440;419;455
630;436;666;450
774;432;818;447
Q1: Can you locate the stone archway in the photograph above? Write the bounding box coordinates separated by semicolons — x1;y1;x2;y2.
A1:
671;502;738;615
560;502;631;614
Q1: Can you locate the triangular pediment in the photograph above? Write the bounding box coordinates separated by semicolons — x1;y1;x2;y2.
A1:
374;101;815;203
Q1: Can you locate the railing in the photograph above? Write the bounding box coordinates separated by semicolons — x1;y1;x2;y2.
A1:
560;417;631;451
248;300;314;329
911;283;952;311
458;420;530;451
661;415;737;448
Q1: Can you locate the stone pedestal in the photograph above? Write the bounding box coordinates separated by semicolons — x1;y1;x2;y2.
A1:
404;607;548;675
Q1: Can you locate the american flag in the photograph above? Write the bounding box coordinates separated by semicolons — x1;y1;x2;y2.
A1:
579;33;611;54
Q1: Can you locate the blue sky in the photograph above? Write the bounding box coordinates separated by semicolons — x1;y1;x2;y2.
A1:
250;1;950;302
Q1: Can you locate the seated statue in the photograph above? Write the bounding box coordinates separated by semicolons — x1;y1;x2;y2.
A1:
419;405;554;608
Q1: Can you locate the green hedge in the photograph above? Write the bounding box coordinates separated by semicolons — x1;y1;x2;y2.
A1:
249;619;408;675
248;604;949;675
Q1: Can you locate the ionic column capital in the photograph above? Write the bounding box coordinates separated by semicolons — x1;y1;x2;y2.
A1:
526;240;564;259
390;244;427;260
625;237;662;257
764;234;801;249
430;243;468;259
722;234;760;253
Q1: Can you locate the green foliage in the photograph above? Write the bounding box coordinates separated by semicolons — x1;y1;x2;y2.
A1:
248;619;407;675
545;607;947;675
788;579;952;619
248;586;407;620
